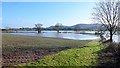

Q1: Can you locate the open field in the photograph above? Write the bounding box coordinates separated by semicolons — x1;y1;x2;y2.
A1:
2;34;90;66
19;41;108;66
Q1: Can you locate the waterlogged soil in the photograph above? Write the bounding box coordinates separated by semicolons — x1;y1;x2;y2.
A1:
2;47;69;66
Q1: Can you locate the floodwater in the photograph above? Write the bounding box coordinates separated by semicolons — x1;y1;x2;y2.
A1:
7;31;119;43
8;31;100;40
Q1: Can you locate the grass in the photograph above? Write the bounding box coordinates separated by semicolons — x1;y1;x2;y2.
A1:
98;43;120;67
2;34;90;66
19;41;108;66
2;34;90;53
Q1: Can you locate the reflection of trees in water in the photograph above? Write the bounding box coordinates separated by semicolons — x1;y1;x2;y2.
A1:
54;33;63;38
35;33;43;36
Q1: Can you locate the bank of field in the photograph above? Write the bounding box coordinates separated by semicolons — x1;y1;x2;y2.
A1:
19;41;107;66
2;34;90;66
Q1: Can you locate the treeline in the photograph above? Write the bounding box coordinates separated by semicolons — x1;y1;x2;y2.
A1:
1;27;91;32
2;23;99;33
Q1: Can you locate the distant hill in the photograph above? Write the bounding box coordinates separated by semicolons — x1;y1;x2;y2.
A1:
47;24;102;30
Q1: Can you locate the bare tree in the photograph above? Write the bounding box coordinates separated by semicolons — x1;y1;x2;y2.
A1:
118;3;120;35
35;24;43;33
92;0;120;42
55;23;63;33
9;28;18;33
5;26;10;33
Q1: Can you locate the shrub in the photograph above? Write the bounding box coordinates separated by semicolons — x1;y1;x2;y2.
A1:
107;42;120;58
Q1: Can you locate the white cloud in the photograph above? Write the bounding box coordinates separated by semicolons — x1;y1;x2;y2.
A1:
1;0;99;2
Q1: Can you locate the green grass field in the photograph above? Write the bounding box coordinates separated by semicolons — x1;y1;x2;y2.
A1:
19;41;107;66
2;34;90;66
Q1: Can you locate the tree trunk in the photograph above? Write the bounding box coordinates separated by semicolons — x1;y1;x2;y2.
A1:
109;31;113;42
57;30;59;33
38;29;41;33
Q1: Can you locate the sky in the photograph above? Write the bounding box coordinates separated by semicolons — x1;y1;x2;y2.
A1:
1;0;98;2
0;2;2;28
2;2;96;28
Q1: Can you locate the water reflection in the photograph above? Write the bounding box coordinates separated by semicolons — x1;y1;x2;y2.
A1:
113;35;120;43
8;32;100;41
2;30;119;43
54;33;63;38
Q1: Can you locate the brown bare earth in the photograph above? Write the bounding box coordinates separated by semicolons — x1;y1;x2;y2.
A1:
2;34;90;66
